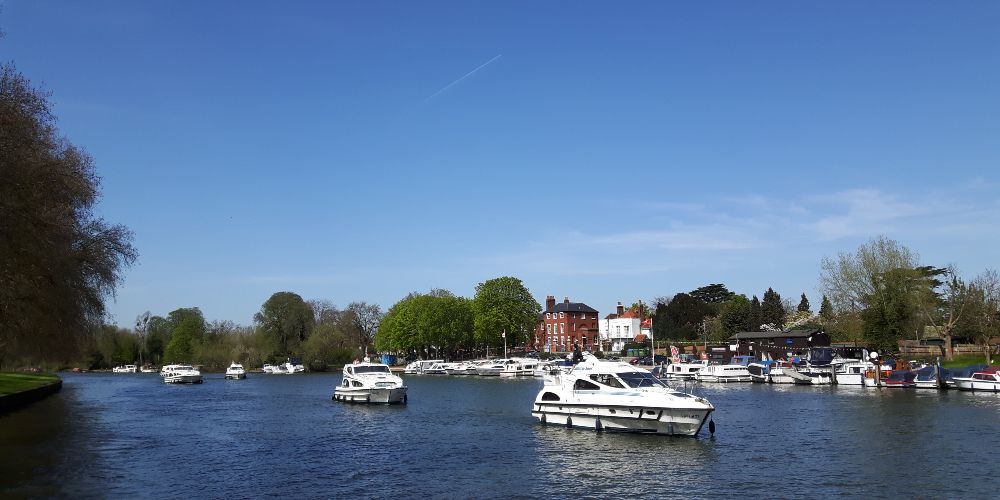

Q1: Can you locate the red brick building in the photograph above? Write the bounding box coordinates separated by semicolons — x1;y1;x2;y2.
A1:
533;295;600;353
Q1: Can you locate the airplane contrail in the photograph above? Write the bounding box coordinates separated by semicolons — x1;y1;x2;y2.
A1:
424;54;503;103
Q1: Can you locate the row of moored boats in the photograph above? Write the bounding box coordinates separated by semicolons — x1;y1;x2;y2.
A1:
657;349;1000;391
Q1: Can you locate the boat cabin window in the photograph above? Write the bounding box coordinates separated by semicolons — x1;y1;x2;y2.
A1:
541;392;561;401
589;374;625;389
353;365;390;374
573;379;601;391
352;381;363;387
617;372;666;388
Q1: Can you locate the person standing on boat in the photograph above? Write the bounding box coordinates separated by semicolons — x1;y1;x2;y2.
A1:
572;343;583;364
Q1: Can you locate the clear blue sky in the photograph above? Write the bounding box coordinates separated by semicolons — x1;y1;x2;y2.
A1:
4;1;999;326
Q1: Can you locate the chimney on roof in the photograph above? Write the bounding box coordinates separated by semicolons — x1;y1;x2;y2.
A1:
546;295;556;310
616;302;624;316
563;296;570;304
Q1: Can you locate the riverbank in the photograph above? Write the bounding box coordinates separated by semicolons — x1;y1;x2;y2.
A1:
0;373;63;413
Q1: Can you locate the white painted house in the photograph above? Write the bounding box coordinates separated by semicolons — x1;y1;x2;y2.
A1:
599;302;643;353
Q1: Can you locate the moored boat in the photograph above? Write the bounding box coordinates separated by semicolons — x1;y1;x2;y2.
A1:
883;370;916;388
531;354;714;436
695;363;752;383
113;364;138;373
333;362;408;404
952;368;1000;392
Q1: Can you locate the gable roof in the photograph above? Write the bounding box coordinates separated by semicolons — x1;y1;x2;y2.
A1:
727;328;824;340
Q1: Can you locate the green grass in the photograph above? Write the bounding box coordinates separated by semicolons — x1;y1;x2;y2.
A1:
0;372;60;396
939;354;996;369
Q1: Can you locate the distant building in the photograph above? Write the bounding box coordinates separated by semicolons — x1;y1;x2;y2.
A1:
728;328;831;358
599;302;643;353
533;295;599;353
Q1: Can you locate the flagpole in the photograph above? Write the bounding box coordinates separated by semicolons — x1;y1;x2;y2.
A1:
503;329;507;359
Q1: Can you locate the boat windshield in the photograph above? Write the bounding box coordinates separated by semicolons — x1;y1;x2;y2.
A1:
617;371;666;388
354;365;390;374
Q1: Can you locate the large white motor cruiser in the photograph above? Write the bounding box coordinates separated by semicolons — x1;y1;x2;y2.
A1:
160;364;203;384
531;354;715;437
476;360;507;376
225;362;247;380
333;362;408;404
403;360;444;375
500;358;538;377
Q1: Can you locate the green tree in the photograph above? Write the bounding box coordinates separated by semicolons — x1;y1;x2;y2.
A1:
0;64;137;366
749;295;762;331
819;295;834;322
653;293;709;341
819;235;919;313
720;295;752;335
761;288;786;329
347;301;384;355
163;307;206;363
472;277;541;349
690;284;735;304
254;292;315;360
797;293;811;313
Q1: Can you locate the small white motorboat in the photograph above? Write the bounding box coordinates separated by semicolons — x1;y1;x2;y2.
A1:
161;364;203;384
694;364;752;383
532;354;714;436
403;360;443;375
661;360;708;380
225;362;246;380
476;360;507;376
953;369;1000;392
333;362;408;404
112;364;138;373
500;358;538;377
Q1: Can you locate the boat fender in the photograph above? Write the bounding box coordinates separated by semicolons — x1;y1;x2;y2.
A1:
540;413;546;424
403;393;408;404
709;419;716;435
595;417;603;432
566;416;573;428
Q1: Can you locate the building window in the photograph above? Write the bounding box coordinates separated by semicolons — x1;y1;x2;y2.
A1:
560;324;565;334
546;324;551;334
559;312;564;318
573;323;576;332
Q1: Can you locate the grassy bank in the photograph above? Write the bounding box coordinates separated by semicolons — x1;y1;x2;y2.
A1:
0;373;61;396
940;354;996;369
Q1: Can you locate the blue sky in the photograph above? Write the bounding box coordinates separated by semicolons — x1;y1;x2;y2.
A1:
4;1;999;326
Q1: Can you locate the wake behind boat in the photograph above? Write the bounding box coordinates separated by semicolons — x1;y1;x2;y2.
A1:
532;354;714;437
333;362;408;404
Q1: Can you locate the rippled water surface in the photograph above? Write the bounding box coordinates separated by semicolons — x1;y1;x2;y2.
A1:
3;373;999;498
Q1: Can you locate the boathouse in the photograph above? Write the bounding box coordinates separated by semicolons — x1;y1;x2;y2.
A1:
728;328;831;359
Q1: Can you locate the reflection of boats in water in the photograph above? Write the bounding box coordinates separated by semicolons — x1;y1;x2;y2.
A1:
333;362;408;404
532;354;714;437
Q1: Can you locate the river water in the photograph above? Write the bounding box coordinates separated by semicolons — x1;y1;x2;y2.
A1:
2;372;998;498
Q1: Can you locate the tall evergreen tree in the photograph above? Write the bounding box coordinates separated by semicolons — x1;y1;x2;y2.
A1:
749;295;762;331
761;288;786;329
797;293;811;313
819;295;834;321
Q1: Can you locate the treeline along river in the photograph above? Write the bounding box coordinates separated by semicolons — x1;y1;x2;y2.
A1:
3;373;999;498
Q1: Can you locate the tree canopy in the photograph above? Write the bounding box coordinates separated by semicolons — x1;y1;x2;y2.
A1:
472;276;541;348
0;64;137;365
254;292;315;360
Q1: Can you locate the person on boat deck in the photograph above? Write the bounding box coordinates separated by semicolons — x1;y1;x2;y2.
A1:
572;343;583;364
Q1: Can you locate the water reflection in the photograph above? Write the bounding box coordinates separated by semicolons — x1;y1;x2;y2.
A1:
2;373;999;497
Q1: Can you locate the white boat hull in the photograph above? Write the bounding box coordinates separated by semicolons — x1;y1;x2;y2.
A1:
225;373;246;380
836;374;865;386
954;379;1000;392
333;387;408;404
164;374;203;384
695;374;752;383
532;402;712;437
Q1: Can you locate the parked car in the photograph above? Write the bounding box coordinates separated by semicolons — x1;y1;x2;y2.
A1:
630;355;669;366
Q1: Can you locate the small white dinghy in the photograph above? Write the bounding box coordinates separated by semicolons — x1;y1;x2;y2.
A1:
333;362;408;404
